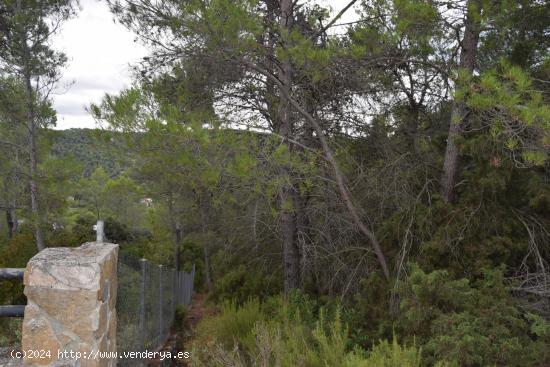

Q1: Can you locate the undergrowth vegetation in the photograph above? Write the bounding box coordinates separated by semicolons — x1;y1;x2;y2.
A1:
193;265;550;367
191;294;428;367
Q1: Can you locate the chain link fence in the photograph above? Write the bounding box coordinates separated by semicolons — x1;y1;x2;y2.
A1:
117;253;195;366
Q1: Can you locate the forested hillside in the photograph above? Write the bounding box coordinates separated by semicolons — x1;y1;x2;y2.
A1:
1;0;550;365
49;128;132;177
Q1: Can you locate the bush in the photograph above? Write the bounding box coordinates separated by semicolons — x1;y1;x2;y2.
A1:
346;337;423;367
47;227;86;247
70;214;96;243
0;319;22;347
397;264;550;366
105;217;132;243
174;304;187;332
211;265;281;304
195;298;264;352
344;272;393;348
179;240;205;290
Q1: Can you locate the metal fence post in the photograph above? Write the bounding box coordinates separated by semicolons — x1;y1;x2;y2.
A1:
190;264;195;303
158;264;164;343
184;273;188;305
138;258;147;352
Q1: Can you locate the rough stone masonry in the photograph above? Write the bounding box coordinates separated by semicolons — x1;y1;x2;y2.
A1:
21;242;118;367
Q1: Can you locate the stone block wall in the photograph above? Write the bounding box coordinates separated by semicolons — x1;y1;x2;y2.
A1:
21;242;119;367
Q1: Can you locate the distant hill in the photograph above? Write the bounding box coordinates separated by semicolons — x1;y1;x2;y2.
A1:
49;128;133;177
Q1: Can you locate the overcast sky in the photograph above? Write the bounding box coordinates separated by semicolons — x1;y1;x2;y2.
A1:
52;0;358;130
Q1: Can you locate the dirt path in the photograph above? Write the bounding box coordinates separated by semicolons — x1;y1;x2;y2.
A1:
184;293;214;331
177;293;217;366
159;294;216;367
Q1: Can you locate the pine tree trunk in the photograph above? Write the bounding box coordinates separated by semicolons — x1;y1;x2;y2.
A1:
279;0;300;292
441;0;481;203
24;72;45;251
7;150;20;239
6;208;16;239
199;195;213;291
281;188;299;291
296;97;315;285
405;104;420;153
168;193;182;271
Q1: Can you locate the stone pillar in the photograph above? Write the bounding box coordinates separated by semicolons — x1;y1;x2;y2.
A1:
21;242;119;367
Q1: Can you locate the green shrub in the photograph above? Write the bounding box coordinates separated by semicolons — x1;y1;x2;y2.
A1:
174;304;187;331
104;217;132;243
179;240;205;290
0;319;22;347
211;265;281;304
344;272;393;347
70;214;96;243
345;337;423;367
195;298;264;352
397;264;550;366
47;227;85;247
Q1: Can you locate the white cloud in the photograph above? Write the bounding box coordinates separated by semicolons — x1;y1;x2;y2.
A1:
52;0;147;130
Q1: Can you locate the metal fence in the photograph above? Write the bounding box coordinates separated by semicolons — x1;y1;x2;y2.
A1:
116;253;195;365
